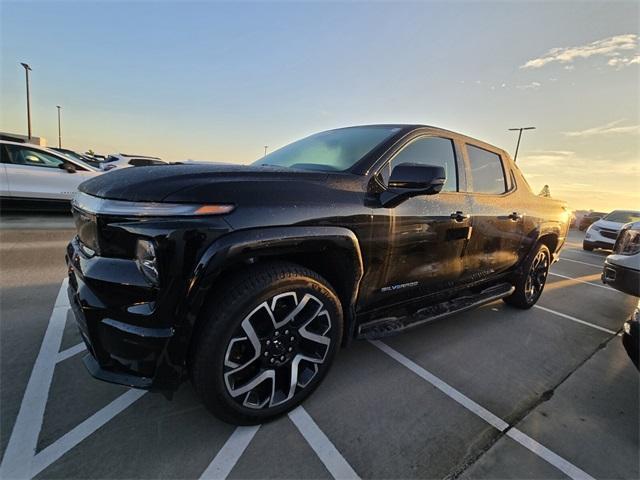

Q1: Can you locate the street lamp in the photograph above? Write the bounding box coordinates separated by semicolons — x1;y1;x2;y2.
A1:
20;63;32;140
56;106;62;148
264;145;268;157
508;126;536;162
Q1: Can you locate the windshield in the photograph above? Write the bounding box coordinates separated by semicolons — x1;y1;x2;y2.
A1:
603;210;640;223
48;150;96;171
255;126;401;172
62;150;102;168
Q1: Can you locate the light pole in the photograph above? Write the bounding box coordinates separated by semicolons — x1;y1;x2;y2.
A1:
56;106;62;148
20;63;32;140
264;145;268;157
508;126;536;162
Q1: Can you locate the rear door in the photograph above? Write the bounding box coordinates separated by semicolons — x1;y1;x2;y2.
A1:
4;144;96;200
363;134;473;311
463;143;525;278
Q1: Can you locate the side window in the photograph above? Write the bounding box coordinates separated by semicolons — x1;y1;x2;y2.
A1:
382;136;458;192
129;158;164;167
466;144;506;194
5;145;66;169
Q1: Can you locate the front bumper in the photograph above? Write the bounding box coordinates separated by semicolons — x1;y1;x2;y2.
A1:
584;229;616;250
602;260;640;297
66;237;178;390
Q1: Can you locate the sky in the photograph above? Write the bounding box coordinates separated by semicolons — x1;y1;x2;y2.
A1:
1;0;638;212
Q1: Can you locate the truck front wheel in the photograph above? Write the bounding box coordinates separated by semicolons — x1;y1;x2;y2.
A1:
504;243;551;309
191;262;343;425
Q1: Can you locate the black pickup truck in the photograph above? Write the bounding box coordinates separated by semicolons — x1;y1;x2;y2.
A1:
66;124;569;424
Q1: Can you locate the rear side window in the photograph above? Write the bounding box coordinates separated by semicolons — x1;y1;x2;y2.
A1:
384;136;458;192
128;158;164;166
466;144;506;194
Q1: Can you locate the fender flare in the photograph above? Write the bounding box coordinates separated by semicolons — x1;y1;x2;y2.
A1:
516;222;563;276
173;226;364;370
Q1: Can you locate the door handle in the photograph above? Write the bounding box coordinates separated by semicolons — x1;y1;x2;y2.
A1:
450;211;470;222
508;212;523;221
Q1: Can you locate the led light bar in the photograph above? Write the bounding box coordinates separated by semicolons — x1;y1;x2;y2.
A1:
72;192;234;217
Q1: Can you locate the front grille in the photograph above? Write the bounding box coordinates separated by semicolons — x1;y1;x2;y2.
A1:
600;228;618;240
72;207;137;258
72;207;100;254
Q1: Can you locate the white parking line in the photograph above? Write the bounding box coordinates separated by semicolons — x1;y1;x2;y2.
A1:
558;257;602;268
30;389;147;477
370;340;508;430
0;279;69;479
534;305;618;335
289;406;360;479
199;425;260;479
506;428;596;480
56;342;87;363
548;272;617;292
370;340;596;480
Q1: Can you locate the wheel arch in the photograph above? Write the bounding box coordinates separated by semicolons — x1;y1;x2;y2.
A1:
514;229;558;279
175;226;364;374
537;232;559;255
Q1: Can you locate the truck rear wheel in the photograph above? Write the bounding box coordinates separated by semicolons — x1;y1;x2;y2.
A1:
191;262;343;425
504;243;551;309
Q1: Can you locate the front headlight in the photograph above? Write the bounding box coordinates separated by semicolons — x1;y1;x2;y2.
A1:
614;227;640;255
136;239;159;285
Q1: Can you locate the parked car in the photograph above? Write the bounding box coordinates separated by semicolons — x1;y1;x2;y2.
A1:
602;221;640;296
102;153;168;169
66;124;570;424
584;210;640;251
578;211;607;231
51;147;105;170
602;221;640;369
0;140;102;211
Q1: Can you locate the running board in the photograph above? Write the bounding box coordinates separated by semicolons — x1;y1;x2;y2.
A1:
357;282;515;340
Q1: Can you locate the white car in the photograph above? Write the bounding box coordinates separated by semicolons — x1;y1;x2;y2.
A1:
583;210;640;251
0;140;102;211
101;153;168;170
602;221;640;296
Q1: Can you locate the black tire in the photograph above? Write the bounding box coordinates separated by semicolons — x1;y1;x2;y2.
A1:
191;261;343;425
504;243;551;309
583;242;594;251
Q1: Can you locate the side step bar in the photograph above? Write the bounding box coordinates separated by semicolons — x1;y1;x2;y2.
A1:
357;282;515;339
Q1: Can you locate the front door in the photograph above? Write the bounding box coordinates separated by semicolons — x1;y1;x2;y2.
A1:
361;134;472;313
0;145;9;197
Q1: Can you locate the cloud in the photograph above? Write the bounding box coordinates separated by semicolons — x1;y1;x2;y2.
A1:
607;55;640;69
562;120;640;137
516;81;542;90
520;34;638;69
521;150;574;165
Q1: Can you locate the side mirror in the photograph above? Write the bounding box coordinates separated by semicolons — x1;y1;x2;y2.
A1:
380;163;446;208
60;163;77;174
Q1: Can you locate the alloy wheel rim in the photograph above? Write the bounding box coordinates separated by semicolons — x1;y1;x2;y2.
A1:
525;250;549;302
223;291;332;410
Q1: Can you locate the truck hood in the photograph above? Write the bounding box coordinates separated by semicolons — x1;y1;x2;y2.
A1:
78;164;330;203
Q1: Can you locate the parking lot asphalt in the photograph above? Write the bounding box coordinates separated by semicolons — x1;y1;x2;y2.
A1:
1;218;638;479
